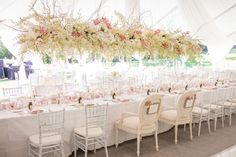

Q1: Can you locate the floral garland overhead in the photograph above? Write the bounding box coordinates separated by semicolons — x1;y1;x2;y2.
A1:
16;8;202;60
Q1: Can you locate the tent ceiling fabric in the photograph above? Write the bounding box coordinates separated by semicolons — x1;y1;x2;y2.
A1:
199;0;236;41
0;0;235;60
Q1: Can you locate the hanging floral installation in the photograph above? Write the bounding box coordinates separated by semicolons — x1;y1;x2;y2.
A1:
15;1;202;60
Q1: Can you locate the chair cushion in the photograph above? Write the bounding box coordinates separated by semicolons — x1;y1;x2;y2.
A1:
229;99;236;103
192;106;208;114
123;117;140;130
29;132;62;146
74;127;103;138
159;110;177;123
210;104;222;109
116;116;155;133
202;104;222;110
224;101;236;107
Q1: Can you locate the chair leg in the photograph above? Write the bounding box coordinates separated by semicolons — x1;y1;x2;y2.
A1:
214;112;217;131
39;146;42;157
61;141;65;157
74;134;77;157
229;108;232;126
184;124;186;131
115;127;118;148
155;130;158;151
85;138;88;157
175;124;178;144
137;134;140;156
190;121;193;140
104;138;109;157
94;139;96;153
207;114;211;133
28;143;31;157
198;118;202;137
221;108;224;128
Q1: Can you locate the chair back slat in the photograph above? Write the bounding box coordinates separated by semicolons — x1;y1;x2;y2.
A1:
38;109;65;144
85;104;108;135
3;87;23;98
33;85;62;96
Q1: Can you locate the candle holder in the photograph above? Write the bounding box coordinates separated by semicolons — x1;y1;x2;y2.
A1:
28;102;33;110
185;85;188;90
112;92;116;99
78;97;82;104
200;83;202;88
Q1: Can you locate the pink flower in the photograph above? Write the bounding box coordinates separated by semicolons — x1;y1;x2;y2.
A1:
93;17;112;29
119;34;127;41
145;101;152;108
182;31;190;37
141;39;150;48
101;17;111;29
133;30;142;35
72;31;82;38
93;19;100;25
99;44;104;49
39;26;48;36
154;29;161;35
162;41;169;49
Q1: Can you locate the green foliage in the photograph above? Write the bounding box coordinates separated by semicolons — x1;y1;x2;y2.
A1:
0;38;14;59
42;54;52;64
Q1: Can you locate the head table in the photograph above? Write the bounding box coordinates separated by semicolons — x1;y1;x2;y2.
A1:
0;86;236;157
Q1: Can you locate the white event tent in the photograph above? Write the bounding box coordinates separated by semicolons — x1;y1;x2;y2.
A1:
0;0;235;65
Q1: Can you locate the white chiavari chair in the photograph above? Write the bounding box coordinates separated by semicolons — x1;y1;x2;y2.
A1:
30;73;40;87
204;89;225;130
159;91;196;144
33;85;63;105
2;86;31;109
222;87;236;126
73;104;108;157
3;87;23;98
33;85;62;97
115;94;163;156
192;92;211;136
28;109;65;157
63;83;78;94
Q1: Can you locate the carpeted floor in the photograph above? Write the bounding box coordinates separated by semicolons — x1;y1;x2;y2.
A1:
71;115;236;157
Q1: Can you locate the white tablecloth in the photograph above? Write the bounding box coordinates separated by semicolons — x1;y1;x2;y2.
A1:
0;87;236;157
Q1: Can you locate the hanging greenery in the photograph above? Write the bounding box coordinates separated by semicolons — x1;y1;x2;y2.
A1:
0;37;14;59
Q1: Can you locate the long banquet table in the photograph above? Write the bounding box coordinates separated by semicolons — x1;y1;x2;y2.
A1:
0;86;236;157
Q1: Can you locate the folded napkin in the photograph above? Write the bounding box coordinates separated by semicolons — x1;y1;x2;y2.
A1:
30;107;44;114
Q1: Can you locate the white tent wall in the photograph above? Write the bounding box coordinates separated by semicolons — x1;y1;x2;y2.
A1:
178;0;234;69
0;0;235;66
200;0;236;42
